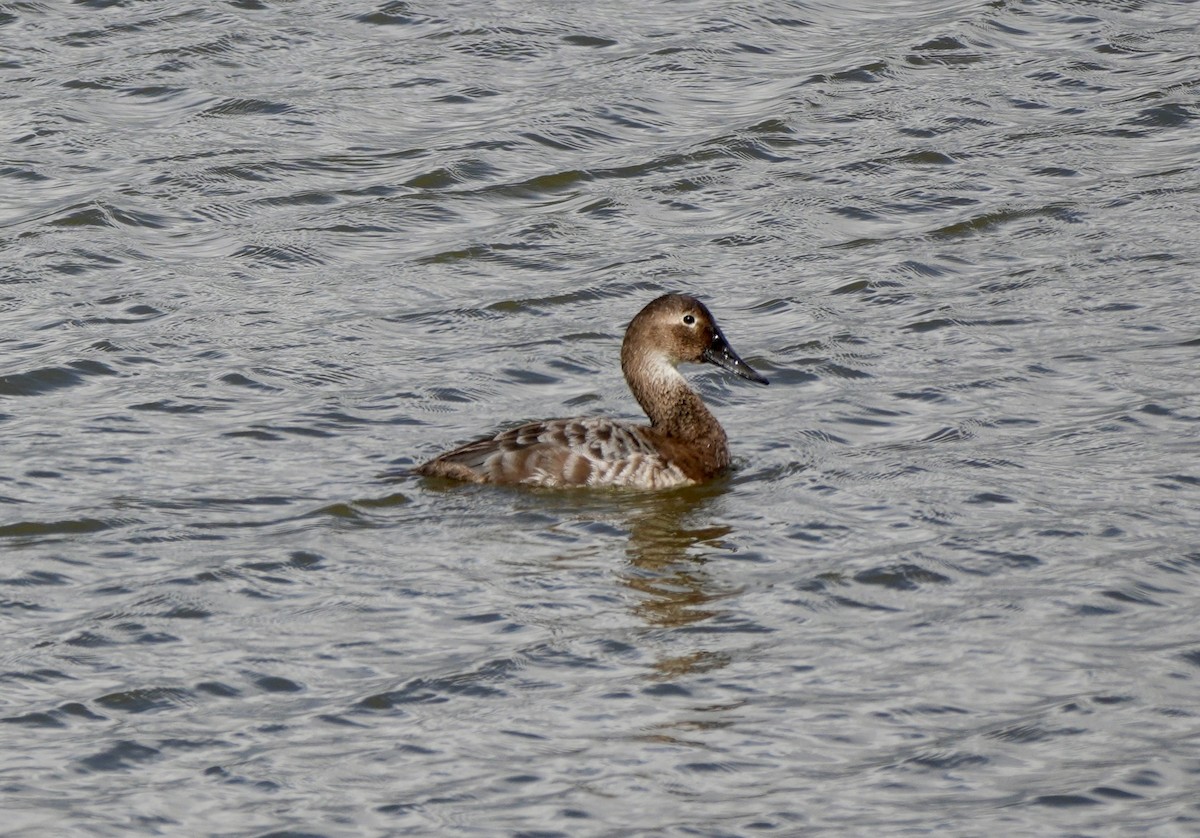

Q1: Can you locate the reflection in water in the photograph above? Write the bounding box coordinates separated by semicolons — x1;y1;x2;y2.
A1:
615;483;741;682
435;479;745;681
621;484;732;629
523;482;741;675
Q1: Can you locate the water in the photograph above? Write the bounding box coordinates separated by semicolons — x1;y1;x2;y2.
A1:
3;0;1199;834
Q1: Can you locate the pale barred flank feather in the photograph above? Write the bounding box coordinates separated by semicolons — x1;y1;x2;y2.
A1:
417;418;692;489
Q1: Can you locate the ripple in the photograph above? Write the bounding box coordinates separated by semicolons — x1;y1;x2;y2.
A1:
355;2;440;27
96;686;191;714
0;517;113;539
78;740;161;773
854;562;952;591
359;667;511;710
200;97;299;118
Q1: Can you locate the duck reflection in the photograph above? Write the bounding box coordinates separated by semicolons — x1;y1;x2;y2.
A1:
428;476;748;680
618;482;733;630
622;482;743;685
519;480;739;643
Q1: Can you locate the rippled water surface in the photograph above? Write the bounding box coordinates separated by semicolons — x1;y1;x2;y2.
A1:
3;0;1200;834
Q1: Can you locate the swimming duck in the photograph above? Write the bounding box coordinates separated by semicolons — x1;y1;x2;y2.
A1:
416;294;768;489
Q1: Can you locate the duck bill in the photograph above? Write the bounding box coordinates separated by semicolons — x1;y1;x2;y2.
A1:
702;327;769;385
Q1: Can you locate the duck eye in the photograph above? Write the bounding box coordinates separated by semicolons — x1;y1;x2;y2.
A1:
683;314;695;326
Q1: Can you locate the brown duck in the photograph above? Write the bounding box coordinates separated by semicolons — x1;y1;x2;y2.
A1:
416;294;769;489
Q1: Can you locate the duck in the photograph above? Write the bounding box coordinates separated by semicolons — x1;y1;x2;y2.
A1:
415;294;769;489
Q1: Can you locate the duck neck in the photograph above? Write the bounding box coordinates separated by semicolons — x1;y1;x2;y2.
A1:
623;353;726;443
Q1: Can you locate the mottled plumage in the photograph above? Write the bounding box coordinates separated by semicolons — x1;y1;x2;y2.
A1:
416;294;768;489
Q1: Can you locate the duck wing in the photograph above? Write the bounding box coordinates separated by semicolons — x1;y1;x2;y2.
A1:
416;417;688;488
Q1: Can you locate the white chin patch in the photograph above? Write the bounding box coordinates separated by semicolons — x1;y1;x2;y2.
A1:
645;353;685;386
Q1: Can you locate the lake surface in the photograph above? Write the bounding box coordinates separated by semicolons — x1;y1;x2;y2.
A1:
3;0;1199;834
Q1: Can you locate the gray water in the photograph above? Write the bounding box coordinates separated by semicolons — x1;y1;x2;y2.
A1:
3;1;1199;835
